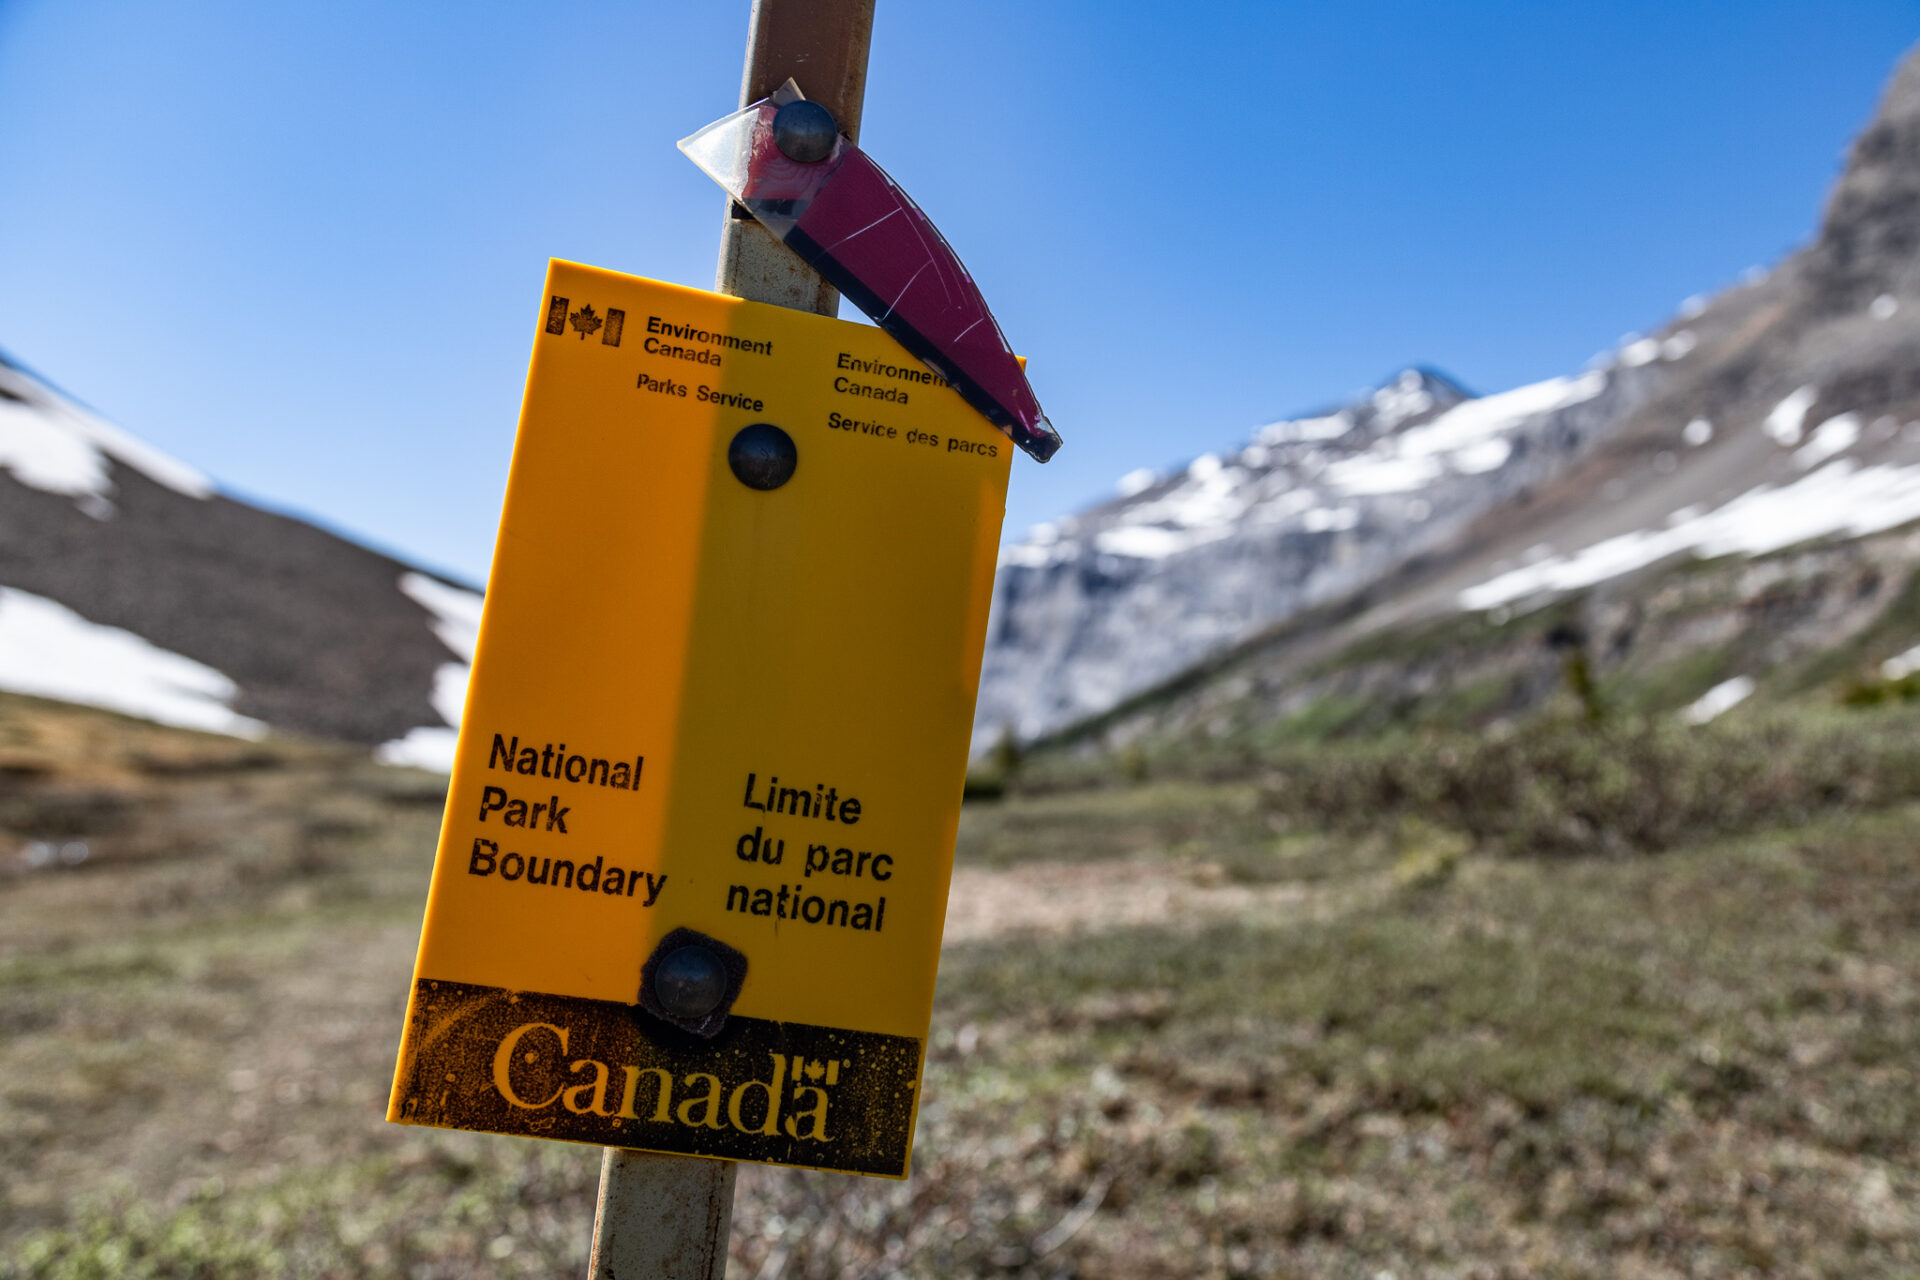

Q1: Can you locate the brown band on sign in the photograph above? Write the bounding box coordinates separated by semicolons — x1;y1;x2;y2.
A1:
390;978;922;1177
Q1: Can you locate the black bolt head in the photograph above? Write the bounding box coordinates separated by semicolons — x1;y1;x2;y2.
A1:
772;99;838;164
653;945;728;1019
637;927;747;1037
729;423;797;490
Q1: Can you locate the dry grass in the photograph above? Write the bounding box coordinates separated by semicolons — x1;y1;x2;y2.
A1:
3;691;1919;1277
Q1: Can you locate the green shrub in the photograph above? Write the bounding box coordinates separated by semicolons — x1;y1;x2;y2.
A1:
1260;709;1920;856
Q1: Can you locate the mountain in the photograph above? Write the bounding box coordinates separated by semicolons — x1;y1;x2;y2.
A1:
982;45;1920;753
976;353;1675;747
0;352;474;768
1021;45;1920;756
11;48;1920;768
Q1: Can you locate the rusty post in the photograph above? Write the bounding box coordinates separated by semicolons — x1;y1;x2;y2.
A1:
587;2;877;1275
716;0;877;314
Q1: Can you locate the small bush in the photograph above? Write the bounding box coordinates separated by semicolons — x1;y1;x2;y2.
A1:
1260;709;1920;856
961;771;1007;801
1839;670;1920;706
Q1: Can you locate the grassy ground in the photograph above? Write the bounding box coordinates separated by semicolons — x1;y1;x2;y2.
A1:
4;692;1919;1276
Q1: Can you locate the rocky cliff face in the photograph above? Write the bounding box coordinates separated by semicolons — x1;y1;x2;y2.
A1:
1802;49;1920;315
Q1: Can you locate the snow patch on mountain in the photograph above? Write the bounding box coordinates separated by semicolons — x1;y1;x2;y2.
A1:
377;572;485;770
1460;460;1920;610
1681;675;1755;725
1764;385;1820;446
1320;373;1609;498
1400;372;1604;456
398;572;482;661
0;586;265;737
0;357;212;509
1795;414;1862;469
1369;370;1437;427
1619;336;1663;367
376;663;470;771
1882;642;1920;680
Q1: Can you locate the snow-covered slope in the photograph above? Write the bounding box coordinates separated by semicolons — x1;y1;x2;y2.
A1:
0;352;473;758
1428;47;1920;621
0;359;213;507
0;585;265;737
1460;448;1920;612
976;353;1677;746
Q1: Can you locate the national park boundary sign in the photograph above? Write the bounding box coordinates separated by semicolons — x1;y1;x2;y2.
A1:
388;262;1011;1178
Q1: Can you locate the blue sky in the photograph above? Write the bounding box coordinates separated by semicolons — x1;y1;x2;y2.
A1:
1;1;1915;583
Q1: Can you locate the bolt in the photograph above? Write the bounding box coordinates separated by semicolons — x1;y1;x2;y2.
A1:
728;423;797;490
653;945;729;1019
772;100;838;164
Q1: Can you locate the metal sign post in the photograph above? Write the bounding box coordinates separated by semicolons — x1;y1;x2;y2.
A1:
587;4;875;1276
717;0;875;312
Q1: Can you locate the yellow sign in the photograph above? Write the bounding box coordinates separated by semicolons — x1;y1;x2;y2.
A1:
387;262;1011;1178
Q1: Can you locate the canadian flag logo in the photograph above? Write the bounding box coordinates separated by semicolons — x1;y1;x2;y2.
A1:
544;296;623;347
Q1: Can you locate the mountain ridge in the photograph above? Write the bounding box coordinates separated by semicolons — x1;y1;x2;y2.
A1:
974;346;1679;747
9;48;1920;767
1010;42;1920;758
0;350;472;761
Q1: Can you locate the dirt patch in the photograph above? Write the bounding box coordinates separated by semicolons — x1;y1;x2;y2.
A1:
943;859;1319;944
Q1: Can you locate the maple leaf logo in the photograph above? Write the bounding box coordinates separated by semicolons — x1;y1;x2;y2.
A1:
569;304;602;340
804;1060;825;1082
